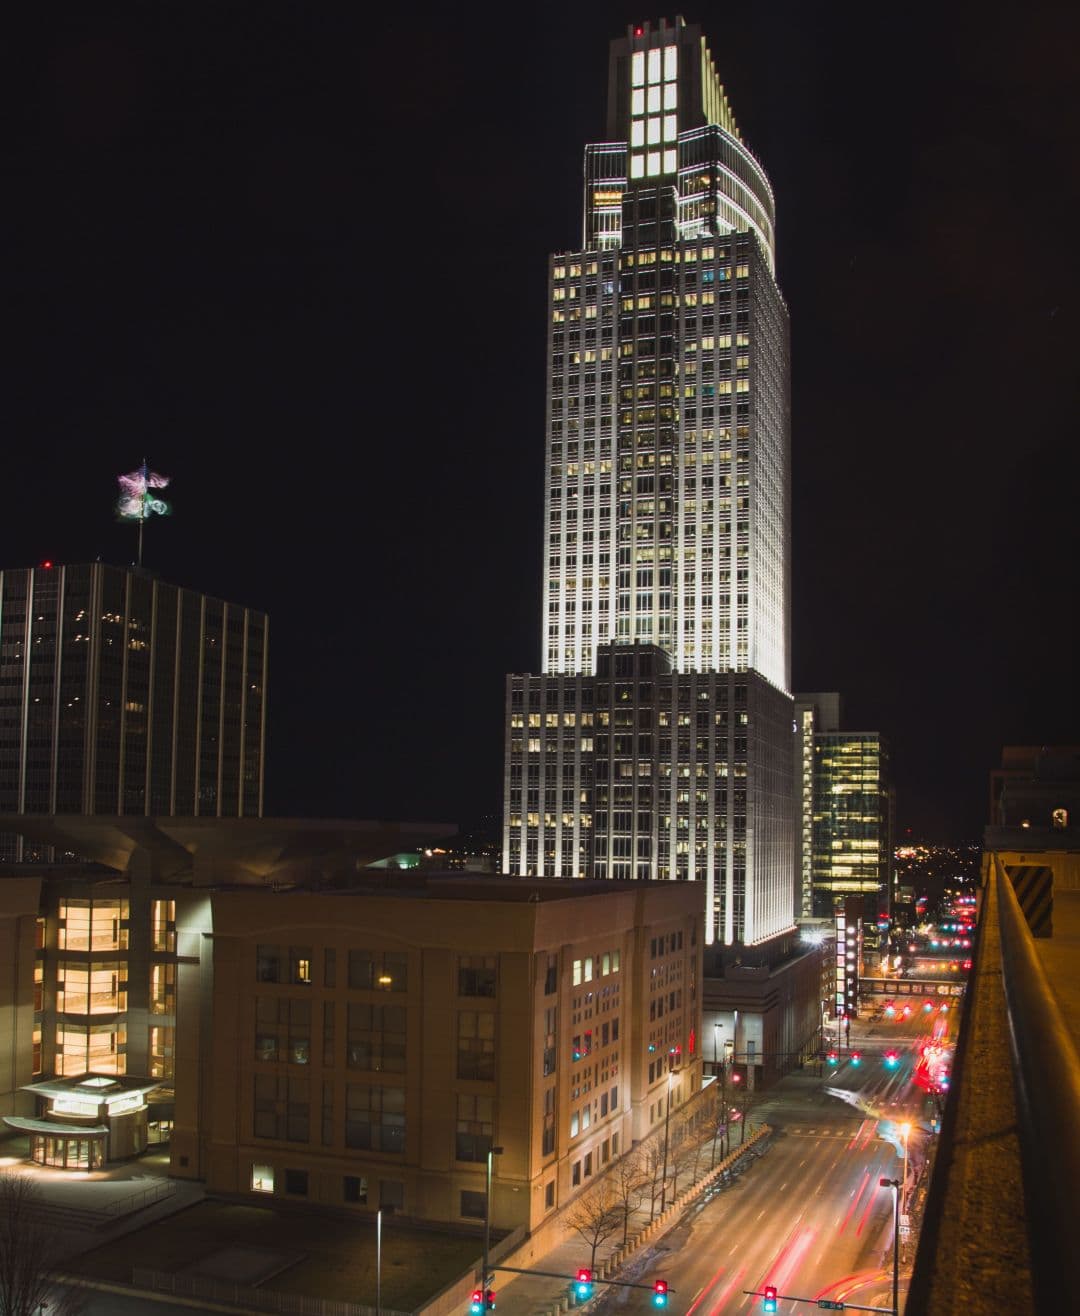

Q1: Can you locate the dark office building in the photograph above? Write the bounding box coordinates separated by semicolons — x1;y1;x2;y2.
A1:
0;562;268;860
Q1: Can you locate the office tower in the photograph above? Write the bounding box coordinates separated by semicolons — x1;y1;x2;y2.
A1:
0;561;268;860
503;18;794;946
810;731;892;918
794;693;842;919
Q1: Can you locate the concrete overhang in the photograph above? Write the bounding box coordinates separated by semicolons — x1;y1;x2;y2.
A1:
0;814;457;885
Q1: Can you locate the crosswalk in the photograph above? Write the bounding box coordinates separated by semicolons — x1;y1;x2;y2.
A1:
777;1126;854;1138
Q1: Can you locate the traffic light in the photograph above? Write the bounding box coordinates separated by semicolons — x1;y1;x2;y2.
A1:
652;1280;669;1308
850;1051;861;1066
827;1050;839;1065
884;1050;899;1068
575;1269;593;1300
485;1292;496;1311
470;1291;484;1315
763;1284;778;1313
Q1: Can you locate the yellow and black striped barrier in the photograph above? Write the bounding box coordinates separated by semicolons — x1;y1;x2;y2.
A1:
1005;865;1053;937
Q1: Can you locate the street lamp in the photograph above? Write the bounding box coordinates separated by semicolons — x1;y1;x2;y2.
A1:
713;1021;720;1076
898;1123;911;1218
879;1177;900;1316
481;1144;504;1307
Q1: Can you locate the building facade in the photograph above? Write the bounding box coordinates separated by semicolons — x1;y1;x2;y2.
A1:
809;732;892;919
198;877;704;1232
0;561;269;861
0;818;457;1153
793;693;842;920
503;18;794;947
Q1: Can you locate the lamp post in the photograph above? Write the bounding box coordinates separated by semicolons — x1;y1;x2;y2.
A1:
659;1068;674;1213
376;1208;383;1316
879;1177;900;1316
713;1021;720;1076
481;1144;504;1306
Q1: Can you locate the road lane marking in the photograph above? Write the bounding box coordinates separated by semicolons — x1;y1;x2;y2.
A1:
685;1262;727;1316
838;1170;872;1235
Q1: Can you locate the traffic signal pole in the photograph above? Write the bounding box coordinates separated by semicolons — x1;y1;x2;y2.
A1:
491;1266;675;1294
744;1289;892;1313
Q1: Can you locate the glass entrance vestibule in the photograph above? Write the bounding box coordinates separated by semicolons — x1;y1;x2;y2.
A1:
30;1131;106;1170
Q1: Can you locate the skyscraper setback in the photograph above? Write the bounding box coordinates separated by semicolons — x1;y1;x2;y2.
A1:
503;18;795;946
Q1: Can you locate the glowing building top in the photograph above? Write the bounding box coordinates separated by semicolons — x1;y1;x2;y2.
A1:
585;17;776;270
542;16;790;691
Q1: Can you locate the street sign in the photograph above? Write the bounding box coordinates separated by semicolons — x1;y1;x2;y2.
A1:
818;1302;845;1310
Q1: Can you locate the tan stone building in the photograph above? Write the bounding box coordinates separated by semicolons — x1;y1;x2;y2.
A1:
195;876;704;1231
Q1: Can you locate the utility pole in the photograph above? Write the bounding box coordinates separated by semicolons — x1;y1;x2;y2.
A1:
481;1145;504;1307
879;1177;900;1316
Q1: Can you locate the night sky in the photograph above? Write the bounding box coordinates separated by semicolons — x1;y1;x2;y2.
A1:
5;4;1078;842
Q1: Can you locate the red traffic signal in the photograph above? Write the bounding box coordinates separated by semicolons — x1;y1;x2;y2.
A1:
763;1284;778;1313
652;1280;668;1308
485;1291;496;1311
574;1269;593;1300
470;1291;484;1315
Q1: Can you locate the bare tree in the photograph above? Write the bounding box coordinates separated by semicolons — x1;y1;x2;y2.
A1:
608;1148;648;1244
733;1080;759;1146
0;1173;85;1316
710;1070;731;1167
643;1142;665;1221
564;1182;622;1271
669;1125;707;1202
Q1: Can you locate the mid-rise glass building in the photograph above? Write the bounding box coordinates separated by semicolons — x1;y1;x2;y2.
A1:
810;732;892;918
503;18;794;946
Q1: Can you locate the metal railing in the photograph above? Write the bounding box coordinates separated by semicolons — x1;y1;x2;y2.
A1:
102;1176;177;1217
134;1268;410;1316
908;854;1080;1313
993;853;1080;1308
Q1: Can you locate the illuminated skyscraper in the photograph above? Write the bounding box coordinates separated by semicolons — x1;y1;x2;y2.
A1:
503;19;794;946
0;561;268;861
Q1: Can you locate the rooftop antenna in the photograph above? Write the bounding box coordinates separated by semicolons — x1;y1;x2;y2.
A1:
117;458;171;567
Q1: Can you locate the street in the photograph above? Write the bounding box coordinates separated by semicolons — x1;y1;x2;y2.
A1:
592;1009;948;1316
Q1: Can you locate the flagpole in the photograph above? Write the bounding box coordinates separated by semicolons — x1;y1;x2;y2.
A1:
138;457;148;568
